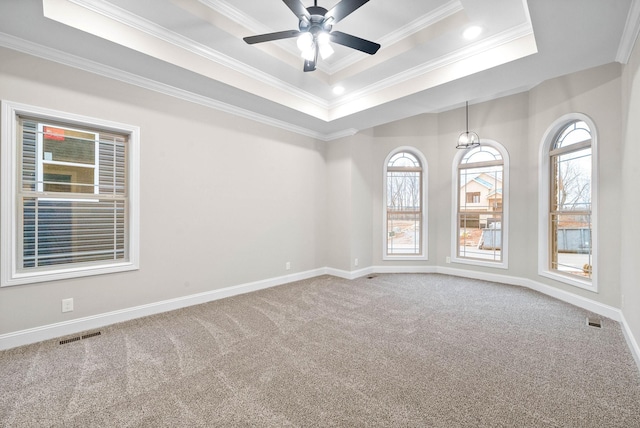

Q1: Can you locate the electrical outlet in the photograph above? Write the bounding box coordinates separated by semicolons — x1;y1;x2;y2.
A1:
285;262;291;270
446;256;451;264
354;258;359;267
62;298;74;313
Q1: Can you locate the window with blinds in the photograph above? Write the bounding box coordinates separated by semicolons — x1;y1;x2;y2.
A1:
19;118;127;269
1;101;139;286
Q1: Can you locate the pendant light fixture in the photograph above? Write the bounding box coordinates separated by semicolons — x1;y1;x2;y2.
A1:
456;101;480;149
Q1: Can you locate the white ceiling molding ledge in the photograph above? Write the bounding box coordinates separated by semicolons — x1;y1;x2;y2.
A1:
0;32;337;141
616;0;640;63
2;0;632;137
328;25;538;120
326;1;465;76
172;0;323;76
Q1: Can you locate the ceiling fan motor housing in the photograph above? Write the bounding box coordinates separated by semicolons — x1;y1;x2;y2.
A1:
299;7;332;34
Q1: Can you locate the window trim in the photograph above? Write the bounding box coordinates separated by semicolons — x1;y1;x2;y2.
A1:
538;113;598;292
1;100;140;287
382;147;428;261
451;139;509;269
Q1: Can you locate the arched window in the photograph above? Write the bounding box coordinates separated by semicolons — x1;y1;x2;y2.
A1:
384;148;427;260
539;115;596;290
452;141;509;268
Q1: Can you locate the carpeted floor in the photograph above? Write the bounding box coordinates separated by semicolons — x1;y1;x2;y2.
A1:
1;273;639;427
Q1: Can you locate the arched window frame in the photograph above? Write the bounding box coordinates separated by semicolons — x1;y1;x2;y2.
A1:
451;140;509;269
383;147;428;261
538;113;598;292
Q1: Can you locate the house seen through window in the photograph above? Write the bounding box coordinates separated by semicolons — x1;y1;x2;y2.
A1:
456;144;505;264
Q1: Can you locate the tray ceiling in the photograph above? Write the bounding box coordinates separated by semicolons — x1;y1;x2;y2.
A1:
0;0;637;139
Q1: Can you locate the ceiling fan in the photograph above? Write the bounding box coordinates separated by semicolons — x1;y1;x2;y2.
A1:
243;0;381;72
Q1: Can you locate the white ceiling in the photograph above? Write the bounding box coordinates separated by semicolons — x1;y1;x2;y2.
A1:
0;0;638;140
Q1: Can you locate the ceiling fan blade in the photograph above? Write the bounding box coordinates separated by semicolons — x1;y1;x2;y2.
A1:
326;0;369;23
283;0;310;19
243;30;301;45
330;31;380;55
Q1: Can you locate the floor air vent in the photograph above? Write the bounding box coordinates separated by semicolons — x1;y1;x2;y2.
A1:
81;331;101;340
59;336;81;345
587;317;602;328
59;331;102;345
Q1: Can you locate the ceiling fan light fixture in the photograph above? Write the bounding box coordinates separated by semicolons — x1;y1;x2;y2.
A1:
297;32;314;51
243;0;380;72
301;45;316;61
317;32;334;59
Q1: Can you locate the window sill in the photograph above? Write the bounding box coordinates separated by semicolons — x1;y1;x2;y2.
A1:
1;261;138;287
538;269;596;293
383;255;428;262
451;257;508;270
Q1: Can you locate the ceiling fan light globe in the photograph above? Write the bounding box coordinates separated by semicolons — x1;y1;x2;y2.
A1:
317;31;331;45
319;42;334;59
297;32;313;51
301;45;316;61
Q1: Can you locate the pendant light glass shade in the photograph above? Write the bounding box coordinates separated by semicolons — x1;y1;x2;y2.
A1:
457;101;480;149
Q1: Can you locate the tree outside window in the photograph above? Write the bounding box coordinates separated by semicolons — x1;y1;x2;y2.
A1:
550;121;593;279
385;151;424;257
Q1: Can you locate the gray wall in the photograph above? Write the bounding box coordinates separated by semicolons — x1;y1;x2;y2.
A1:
1;43;638;355
0;47;327;334
357;64;622;311
621;33;640;356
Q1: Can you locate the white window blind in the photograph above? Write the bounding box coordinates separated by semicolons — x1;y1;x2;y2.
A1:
18;117;128;270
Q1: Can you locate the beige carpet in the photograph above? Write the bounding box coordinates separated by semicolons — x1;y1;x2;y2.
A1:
1;273;639;427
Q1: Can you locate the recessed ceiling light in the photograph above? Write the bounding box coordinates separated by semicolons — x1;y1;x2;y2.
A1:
333;85;345;95
463;26;482;40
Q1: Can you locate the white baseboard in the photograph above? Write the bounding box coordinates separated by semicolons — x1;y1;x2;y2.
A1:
325;266;374;280
433;266;622;321
1;263;638;373
620;312;640;372
0;268;325;351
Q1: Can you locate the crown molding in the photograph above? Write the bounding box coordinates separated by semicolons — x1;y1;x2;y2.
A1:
323;0;463;74
198;0;303;59
616;0;640;64
330;21;535;111
198;0;273;35
0;32;354;141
